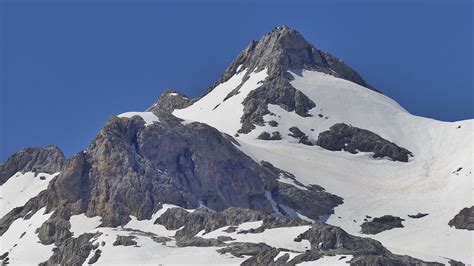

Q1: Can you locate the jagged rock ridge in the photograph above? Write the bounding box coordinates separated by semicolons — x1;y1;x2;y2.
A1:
0;146;65;185
147;89;194;114
204;26;378;134
209;26;375;92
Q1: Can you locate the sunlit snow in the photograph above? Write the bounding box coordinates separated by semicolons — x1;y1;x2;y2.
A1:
117;111;160;126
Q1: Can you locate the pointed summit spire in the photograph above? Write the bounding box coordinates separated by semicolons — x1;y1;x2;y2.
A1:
211;25;376;92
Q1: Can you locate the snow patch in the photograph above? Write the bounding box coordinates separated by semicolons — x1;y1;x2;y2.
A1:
200;222;312;252
174;68;268;134
274;250;301;262
117;112;159;126
0;208;54;264
69;214;101;236
298;255;353;265
0;171;59;218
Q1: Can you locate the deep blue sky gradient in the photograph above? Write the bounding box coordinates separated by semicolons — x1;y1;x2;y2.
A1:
1;0;472;161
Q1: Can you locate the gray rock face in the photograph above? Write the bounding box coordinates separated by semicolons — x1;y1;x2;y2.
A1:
152;236;172;244
241;248;281;266
0;190;54;236
217;235;235;241
147;90;194;114
209;26;375;92
155;207;266;238
154;178;342;237
238;75;315;134
88;249;102;264
288;126;313;146
316;123;413;162
448;206;473;230
154;207;192;230
37;209;72;245
268;120;279;127
295;223;386;254
40;233;100;266
48;113;279;226
113;235;137;246
201;26;377;135
216;223;441;266
408;213;429;219
259;161;343;220
349;255;442;266
260;161;307;189
448;259;466;266
217;242;274;258
360;215;405;235
0;252;9;264
176;236;225;247
0;145;65;185
295;224;441;265
257;131;282;141
205;26;378;135
273;183;343;220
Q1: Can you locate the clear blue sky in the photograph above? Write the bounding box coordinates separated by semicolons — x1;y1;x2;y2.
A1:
1;0;472;161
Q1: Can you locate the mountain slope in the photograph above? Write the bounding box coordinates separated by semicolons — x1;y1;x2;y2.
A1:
173;27;473;264
1;26;472;265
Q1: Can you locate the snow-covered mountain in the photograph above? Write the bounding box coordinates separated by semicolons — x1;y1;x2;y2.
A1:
1;26;472;265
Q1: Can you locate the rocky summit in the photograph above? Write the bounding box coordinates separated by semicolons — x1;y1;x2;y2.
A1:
1;26;472;265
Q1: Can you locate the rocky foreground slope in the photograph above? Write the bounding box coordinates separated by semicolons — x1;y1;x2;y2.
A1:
1;26;472;265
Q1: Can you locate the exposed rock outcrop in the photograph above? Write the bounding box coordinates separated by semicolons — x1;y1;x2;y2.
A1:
0;145;65;185
175;236;225;247
268;120;279;127
147;90;193;114
113;235;137;246
317;123;413;162
217;242;275;259
0;191;54;236
273;183;343;221
201;26;377;134
37;209;72;245
288;126;313;146
260;161;307;189
47;113;280;226
257;131;282;140
208;26;375;93
295;224;442;265
448;206;474;230
88;249;102;264
40;233;100;266
448;258;466;266
360;215;405;235
408;213;429;219
152;236;172;244
238;75;316;133
155;207;265;238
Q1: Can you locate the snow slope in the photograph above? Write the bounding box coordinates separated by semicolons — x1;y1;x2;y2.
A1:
71;205;309;265
0;171;59;218
117;111;160;126
174;68;268;134
1;69;470;265
174;70;474;264
0;208;54;264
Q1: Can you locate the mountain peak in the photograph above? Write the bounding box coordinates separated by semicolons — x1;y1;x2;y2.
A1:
210;26;376;92
147;89;193;114
265;25;304;42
